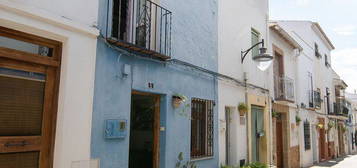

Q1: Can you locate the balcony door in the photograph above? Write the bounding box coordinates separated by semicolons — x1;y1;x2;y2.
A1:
0;26;61;168
273;49;284;99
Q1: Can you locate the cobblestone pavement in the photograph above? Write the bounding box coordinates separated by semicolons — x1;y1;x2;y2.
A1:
309;155;357;168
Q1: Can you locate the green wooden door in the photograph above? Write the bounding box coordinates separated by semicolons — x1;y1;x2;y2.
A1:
251;105;264;162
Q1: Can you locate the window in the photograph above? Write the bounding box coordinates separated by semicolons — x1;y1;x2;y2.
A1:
304;121;311;150
251;29;260;58
325;54;330;67
191;98;214;159
315;43;321;58
109;0;173;57
112;0;130;41
314;89;322;109
308;72;314;108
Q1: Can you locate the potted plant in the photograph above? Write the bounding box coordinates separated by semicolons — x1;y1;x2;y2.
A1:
272;111;279;118
342;126;347;133
328;121;335;130
316;123;324;129
238;102;248;116
295;115;302;125
175;152;197;168
172;93;188;108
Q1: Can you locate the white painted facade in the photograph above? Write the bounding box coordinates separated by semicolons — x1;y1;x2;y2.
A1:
274;21;335;167
0;0;99;168
269;22;302;168
218;0;272;166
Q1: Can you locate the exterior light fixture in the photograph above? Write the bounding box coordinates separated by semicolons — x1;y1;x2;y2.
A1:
241;39;273;71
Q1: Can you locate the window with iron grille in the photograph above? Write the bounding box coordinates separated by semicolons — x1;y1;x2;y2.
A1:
304;121;311;150
314;89;322;109
191;98;214;159
315;43;321;58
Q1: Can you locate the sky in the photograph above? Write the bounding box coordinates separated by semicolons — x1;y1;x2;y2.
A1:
269;0;357;93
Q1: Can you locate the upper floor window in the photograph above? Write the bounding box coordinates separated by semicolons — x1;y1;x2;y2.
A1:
314;88;322;109
109;0;172;59
315;43;321;58
325;54;330;67
191;98;214;159
251;29;260;58
308;72;314;108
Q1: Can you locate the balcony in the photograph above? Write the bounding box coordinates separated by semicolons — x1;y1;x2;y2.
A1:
274;75;295;102
331;102;349;117
107;0;172;60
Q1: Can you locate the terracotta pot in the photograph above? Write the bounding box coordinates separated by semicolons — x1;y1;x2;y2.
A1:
172;97;182;108
239;109;246;116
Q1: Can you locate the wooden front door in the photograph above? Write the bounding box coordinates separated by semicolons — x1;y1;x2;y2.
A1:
0;27;61;168
318;119;326;161
276;117;284;168
129;91;160;168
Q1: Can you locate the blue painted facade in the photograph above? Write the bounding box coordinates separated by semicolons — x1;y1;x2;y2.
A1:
91;0;218;167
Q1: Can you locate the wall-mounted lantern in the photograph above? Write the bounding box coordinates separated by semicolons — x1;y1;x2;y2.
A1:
241;39;273;71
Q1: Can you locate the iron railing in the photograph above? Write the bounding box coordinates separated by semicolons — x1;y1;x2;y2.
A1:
332;102;349;117
107;0;172;58
274;75;295;102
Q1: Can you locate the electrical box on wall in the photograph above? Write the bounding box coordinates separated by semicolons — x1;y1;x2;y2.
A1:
104;119;127;139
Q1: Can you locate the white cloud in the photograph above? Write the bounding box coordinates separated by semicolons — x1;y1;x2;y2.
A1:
332;48;357;92
333;25;357;36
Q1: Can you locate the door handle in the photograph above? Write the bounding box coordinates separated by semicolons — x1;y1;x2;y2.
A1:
4;141;29;147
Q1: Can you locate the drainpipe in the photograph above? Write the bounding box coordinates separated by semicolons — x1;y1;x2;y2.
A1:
244;71;249;164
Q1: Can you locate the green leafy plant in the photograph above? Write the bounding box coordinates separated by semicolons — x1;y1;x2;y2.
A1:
175;152;197;168
241;162;268;168
328;121;335;130
342;126;347;133
238;102;248;116
295;115;302;124
220;165;239;168
272;111;279;118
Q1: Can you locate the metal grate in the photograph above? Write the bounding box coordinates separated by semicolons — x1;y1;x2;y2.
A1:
304;121;311;150
108;0;172;58
274;75;295;102
191;98;214;159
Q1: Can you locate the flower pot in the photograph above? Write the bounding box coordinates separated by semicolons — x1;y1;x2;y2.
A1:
172;96;183;108
239;109;246;116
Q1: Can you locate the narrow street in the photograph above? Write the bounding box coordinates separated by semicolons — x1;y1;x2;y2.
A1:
310;155;357;168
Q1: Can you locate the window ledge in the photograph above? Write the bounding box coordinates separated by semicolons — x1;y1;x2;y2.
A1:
190;156;214;162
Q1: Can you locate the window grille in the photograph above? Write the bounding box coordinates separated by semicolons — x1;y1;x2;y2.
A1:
191;98;214;159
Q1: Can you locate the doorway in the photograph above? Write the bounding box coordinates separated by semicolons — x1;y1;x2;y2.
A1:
318;119;326;161
0;26;61;168
129;92;160;168
225;107;232;165
251;105;264;162
276;115;284;168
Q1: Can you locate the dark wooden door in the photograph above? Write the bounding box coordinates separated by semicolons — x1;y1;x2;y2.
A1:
319;123;326;161
130;91;160;168
0;26;61;168
276;118;284;168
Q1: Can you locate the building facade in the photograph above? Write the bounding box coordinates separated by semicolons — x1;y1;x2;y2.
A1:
0;0;99;168
270;21;338;167
269;21;302;168
218;0;272;167
91;0;219;168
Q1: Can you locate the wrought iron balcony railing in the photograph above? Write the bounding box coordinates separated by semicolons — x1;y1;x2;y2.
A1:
274;75;295;102
331;102;349;117
107;0;172;60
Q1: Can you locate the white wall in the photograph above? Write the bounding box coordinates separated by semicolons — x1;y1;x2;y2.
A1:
0;1;99;168
218;0;271;166
276;21;335;167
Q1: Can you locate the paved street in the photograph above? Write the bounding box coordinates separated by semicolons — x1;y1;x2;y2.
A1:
309;155;357;168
